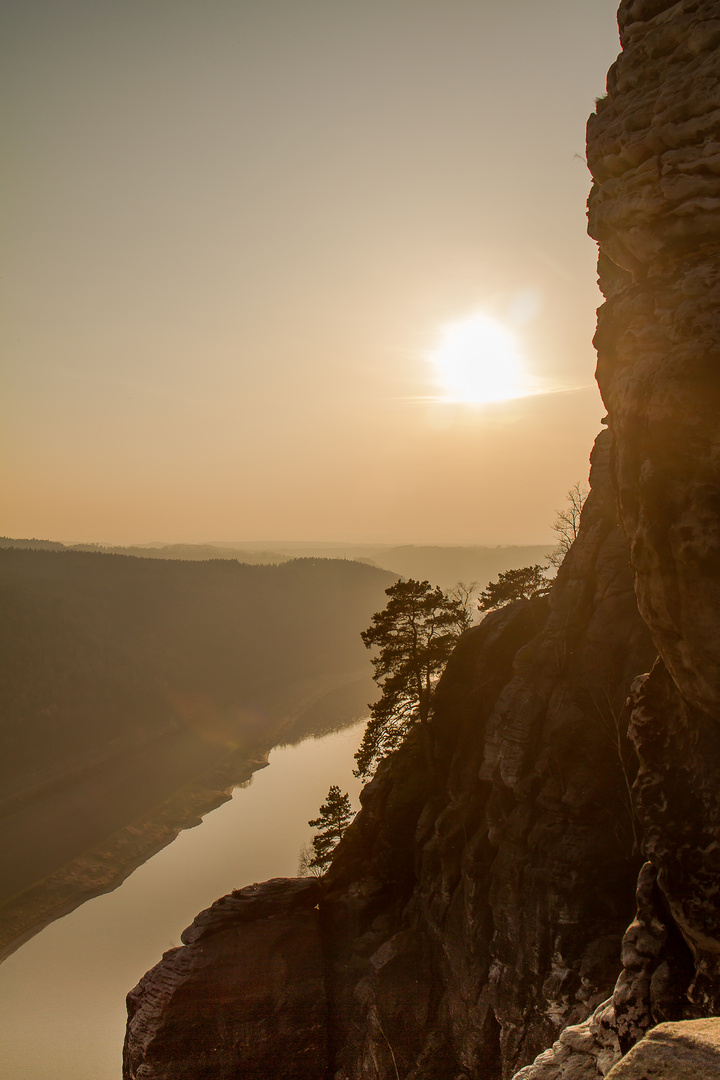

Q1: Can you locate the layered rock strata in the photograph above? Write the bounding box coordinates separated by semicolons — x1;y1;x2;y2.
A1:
124;430;656;1079
588;0;720;718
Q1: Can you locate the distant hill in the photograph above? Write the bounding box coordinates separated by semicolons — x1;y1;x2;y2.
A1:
0;537;288;564
0;537;552;592
371;545;552;592
0;548;396;796
199;540;553;591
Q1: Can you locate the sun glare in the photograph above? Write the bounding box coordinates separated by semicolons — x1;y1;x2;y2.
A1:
429;312;526;405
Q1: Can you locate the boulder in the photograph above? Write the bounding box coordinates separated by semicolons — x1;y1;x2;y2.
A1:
606;1018;720;1079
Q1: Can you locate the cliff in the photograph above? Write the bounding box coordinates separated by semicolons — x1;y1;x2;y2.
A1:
124;429;657;1079
517;0;720;1074
124;2;720;1077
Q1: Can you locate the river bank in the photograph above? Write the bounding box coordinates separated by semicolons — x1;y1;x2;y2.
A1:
0;671;372;962
0;723;364;1080
0;742;270;962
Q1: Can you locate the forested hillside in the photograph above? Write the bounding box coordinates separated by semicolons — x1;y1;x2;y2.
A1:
0;537;552;591
0;549;395;796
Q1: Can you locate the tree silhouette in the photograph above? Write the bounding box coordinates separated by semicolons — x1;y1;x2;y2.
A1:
354;578;470;779
547;481;588;567
305;785;353;872
477;565;550;612
448;580;479;622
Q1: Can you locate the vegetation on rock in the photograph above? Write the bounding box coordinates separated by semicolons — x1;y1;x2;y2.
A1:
302;785;354;873
477;564;550;611
547;482;588;568
354;578;470;779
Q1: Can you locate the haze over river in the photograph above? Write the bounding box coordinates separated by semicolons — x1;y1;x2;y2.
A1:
0;723;364;1080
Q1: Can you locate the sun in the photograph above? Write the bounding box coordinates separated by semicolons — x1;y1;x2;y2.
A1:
428;312;525;404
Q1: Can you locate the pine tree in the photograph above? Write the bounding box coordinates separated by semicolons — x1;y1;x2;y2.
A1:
306;785;353;872
354;578;470;779
477;565;550;612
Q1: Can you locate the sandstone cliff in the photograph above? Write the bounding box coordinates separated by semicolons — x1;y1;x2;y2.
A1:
517;0;720;1074
124;2;720;1077
124;429;656;1079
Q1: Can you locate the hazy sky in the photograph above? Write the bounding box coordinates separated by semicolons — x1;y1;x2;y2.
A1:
2;1;621;546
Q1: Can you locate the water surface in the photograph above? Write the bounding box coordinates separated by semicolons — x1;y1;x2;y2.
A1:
0;723;363;1080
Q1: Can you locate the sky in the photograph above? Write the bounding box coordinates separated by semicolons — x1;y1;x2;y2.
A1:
1;0;622;546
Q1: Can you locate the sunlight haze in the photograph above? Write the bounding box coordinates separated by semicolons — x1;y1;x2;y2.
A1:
1;0;622;546
428;312;527;405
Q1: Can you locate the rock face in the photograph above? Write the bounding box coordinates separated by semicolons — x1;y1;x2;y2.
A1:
589;0;720;1042
124;430;656;1079
516;1;720;1076
124;2;720;1077
123;878;327;1080
587;0;720;720
605;1018;720;1079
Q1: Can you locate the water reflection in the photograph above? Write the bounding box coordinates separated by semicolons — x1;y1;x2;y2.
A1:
0;723;363;1080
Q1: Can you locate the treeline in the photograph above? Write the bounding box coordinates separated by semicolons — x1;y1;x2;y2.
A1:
1;537;552;591
0;549;395;793
0;537;288;564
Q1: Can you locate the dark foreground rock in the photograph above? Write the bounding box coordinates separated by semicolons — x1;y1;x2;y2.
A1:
124;878;326;1080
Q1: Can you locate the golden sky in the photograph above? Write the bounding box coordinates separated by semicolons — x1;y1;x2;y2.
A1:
2;0;621;546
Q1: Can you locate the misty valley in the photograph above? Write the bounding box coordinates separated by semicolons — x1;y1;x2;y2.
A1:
0;539;549;1077
0;546;396;958
1;722;367;1079
0;541;548;959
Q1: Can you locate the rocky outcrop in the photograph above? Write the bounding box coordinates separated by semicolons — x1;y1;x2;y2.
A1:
592;0;720;1040
606;1018;720;1079
124;429;656;1079
124;878;326;1080
512;999;620;1080
508;858;696;1079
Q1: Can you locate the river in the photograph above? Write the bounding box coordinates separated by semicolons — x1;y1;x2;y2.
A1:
0;722;364;1080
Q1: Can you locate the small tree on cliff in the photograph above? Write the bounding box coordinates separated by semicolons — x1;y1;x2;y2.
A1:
303;785;354;873
547;481;588;567
448;580;480;623
477;565;550;612
354;578;470;779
